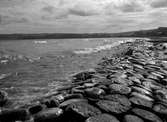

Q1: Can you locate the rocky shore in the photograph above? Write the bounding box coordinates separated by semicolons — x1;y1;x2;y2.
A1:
1;39;167;122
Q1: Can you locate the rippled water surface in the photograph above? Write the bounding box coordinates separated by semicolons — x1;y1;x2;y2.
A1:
0;38;138;106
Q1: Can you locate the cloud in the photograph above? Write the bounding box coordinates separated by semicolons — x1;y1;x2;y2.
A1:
0;14;29;25
151;0;167;8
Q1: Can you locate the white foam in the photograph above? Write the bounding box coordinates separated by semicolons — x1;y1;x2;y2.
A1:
74;39;136;54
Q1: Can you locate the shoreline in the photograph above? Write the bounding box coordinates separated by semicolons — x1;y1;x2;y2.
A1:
1;39;167;122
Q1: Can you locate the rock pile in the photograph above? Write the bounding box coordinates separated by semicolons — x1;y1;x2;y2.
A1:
1;39;167;122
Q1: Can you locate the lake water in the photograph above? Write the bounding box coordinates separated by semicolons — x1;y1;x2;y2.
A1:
0;38;142;107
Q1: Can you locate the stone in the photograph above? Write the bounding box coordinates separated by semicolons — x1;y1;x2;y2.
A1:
72;71;95;82
0;109;28;122
104;94;131;108
153;104;167;115
34;108;63;122
131;92;154;101
132;108;162;122
86;114;120;122
128;77;141;84
66;102;101;119
109;84;131;95
123;115;144;122
0;90;8;107
84;87;105;99
132;86;152;96
97;99;131;114
60;98;88;108
155;89;167;103
28;104;44;115
129;97;153;108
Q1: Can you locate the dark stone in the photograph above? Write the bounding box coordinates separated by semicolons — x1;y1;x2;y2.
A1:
34;108;63;122
153;104;167;115
66;102;101;119
97;99;131;114
123;115;144;122
84;87;105;99
0;109;28;122
28;104;44;115
42;98;59;108
109;84;131;95
129;97;153;108
72;71;95;82
132;108;162;122
86;114;120;122
0;90;8;107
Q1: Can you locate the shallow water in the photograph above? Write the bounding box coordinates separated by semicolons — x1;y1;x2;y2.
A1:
0;38;140;106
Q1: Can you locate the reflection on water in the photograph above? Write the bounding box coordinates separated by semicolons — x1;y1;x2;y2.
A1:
0;38;139;106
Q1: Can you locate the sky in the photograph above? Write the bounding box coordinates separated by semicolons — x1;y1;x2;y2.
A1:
0;0;167;34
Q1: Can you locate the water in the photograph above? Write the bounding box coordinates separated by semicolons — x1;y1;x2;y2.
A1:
0;38;140;107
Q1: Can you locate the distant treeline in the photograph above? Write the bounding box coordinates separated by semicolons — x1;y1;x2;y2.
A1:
0;27;167;40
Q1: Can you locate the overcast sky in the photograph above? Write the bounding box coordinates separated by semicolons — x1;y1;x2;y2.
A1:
0;0;167;34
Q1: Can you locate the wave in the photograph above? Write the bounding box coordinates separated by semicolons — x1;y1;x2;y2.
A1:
73;39;135;54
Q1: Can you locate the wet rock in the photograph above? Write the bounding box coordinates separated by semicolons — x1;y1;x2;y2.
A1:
97;98;131;114
129;97;153;108
104;94;131;108
132;86;152;96
132;108;162;122
0;109;29;122
34;108;63;122
0;90;8;107
64;93;84;100
84;87;105;99
142;81;162;90
123;114;144;122
60;98;88;108
41;98;59;108
28;104;44;115
86;114;120;122
66;102;101;119
131;92;154;101
153;104;167;115
109;84;131;95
